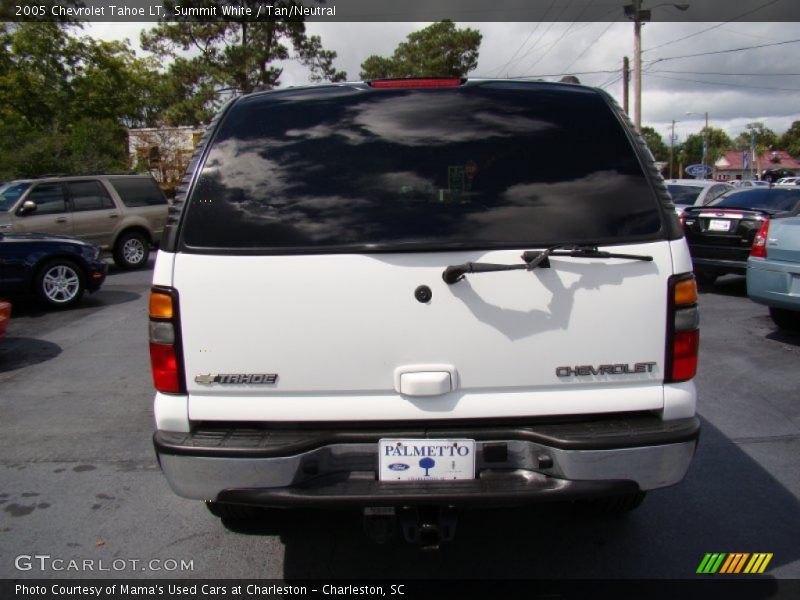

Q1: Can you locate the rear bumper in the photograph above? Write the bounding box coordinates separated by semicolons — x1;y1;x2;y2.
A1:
747;257;800;310
154;415;700;507
691;256;747;275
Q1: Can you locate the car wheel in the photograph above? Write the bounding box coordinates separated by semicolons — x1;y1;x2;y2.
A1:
574;491;647;515
113;231;150;269
694;271;717;285
36;260;86;308
769;307;800;333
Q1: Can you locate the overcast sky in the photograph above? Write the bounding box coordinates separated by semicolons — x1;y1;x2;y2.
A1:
86;20;800;146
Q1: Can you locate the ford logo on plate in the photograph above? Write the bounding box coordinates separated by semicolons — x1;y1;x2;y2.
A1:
388;463;410;471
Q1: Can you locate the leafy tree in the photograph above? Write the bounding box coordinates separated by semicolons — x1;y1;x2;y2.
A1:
680;127;732;168
141;1;346;124
360;21;482;80
780;120;800;158
0;22;159;179
641;126;668;162
733;125;778;153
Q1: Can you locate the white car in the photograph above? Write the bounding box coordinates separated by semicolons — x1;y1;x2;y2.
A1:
734;179;770;188
776;177;800;186
665;179;732;215
148;79;701;544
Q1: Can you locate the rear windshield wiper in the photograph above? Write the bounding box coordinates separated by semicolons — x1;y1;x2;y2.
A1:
442;244;653;284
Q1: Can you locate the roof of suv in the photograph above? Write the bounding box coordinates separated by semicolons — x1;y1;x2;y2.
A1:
8;173;153;184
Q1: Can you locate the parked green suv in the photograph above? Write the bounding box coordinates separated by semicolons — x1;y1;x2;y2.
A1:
0;174;168;269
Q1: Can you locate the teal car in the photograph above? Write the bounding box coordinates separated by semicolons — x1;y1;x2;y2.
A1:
747;215;800;331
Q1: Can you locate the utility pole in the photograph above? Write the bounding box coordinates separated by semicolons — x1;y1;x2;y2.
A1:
624;0;649;131
625;3;689;132
623;56;630;115
669;119;676;179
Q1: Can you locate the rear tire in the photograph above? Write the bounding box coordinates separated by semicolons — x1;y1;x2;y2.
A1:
769;307;800;333
575;491;647;515
694;271;717;285
113;230;150;269
35;259;86;308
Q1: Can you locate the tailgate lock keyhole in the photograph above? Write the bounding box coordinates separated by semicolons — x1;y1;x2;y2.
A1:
415;285;432;303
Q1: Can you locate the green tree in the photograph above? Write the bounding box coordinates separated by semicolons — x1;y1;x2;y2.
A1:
0;22;159;179
141;1;346;125
359;21;482;80
733;125;778;153
680;127;732;169
641;126;668;162
780;120;800;158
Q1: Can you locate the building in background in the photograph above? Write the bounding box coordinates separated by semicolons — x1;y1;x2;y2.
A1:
715;150;800;182
128;127;204;197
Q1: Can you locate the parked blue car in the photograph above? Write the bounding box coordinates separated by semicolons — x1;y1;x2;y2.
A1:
0;232;107;308
747;215;800;331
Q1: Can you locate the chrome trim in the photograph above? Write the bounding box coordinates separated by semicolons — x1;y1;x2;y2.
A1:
157;438;697;500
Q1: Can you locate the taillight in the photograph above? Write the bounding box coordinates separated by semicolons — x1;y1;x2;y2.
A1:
149;287;184;393
679;213;686;229
750;219;770;258
369;78;463;88
666;274;699;383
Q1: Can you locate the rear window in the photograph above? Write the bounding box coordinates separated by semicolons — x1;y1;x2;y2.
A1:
711;188;800;213
667;184;702;207
181;83;663;252
110;177;167;207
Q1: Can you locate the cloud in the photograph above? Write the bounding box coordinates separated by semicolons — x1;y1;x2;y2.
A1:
88;20;800;147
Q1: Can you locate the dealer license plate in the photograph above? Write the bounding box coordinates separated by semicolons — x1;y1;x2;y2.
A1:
708;219;731;232
378;439;476;481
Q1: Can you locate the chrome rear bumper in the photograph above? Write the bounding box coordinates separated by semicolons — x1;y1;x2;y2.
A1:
154;416;700;505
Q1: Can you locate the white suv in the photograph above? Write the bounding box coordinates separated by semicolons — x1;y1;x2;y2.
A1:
149;79;700;544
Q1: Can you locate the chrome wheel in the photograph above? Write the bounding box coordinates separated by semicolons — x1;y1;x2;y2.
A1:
42;264;81;304
122;237;146;265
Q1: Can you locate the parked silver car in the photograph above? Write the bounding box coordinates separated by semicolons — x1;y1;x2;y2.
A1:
747;214;800;332
665;179;732;215
0;174;168;269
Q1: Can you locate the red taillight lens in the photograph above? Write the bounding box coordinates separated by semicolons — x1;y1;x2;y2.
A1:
150;343;181;393
370;78;462;88
671;330;699;382
667;274;699;383
750;219;770;258
679;213;686;229
149;288;184;394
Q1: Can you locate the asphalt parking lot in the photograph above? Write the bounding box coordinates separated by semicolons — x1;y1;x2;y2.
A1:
1;262;799;580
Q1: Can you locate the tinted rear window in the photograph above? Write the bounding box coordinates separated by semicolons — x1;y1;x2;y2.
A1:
711;188;800;212
110;178;167;207
181;83;662;252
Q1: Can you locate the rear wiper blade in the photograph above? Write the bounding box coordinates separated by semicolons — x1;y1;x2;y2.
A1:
521;244;654;268
442;244;653;285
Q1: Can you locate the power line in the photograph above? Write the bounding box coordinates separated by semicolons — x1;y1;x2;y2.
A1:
559;20;617;75
491;0;557;77
507;17;567;75
521;0;590;74
642;0;780;54
650;69;800;77
644;37;800;65
648;73;800;92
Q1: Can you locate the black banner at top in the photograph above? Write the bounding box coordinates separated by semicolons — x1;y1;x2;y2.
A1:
4;0;800;23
